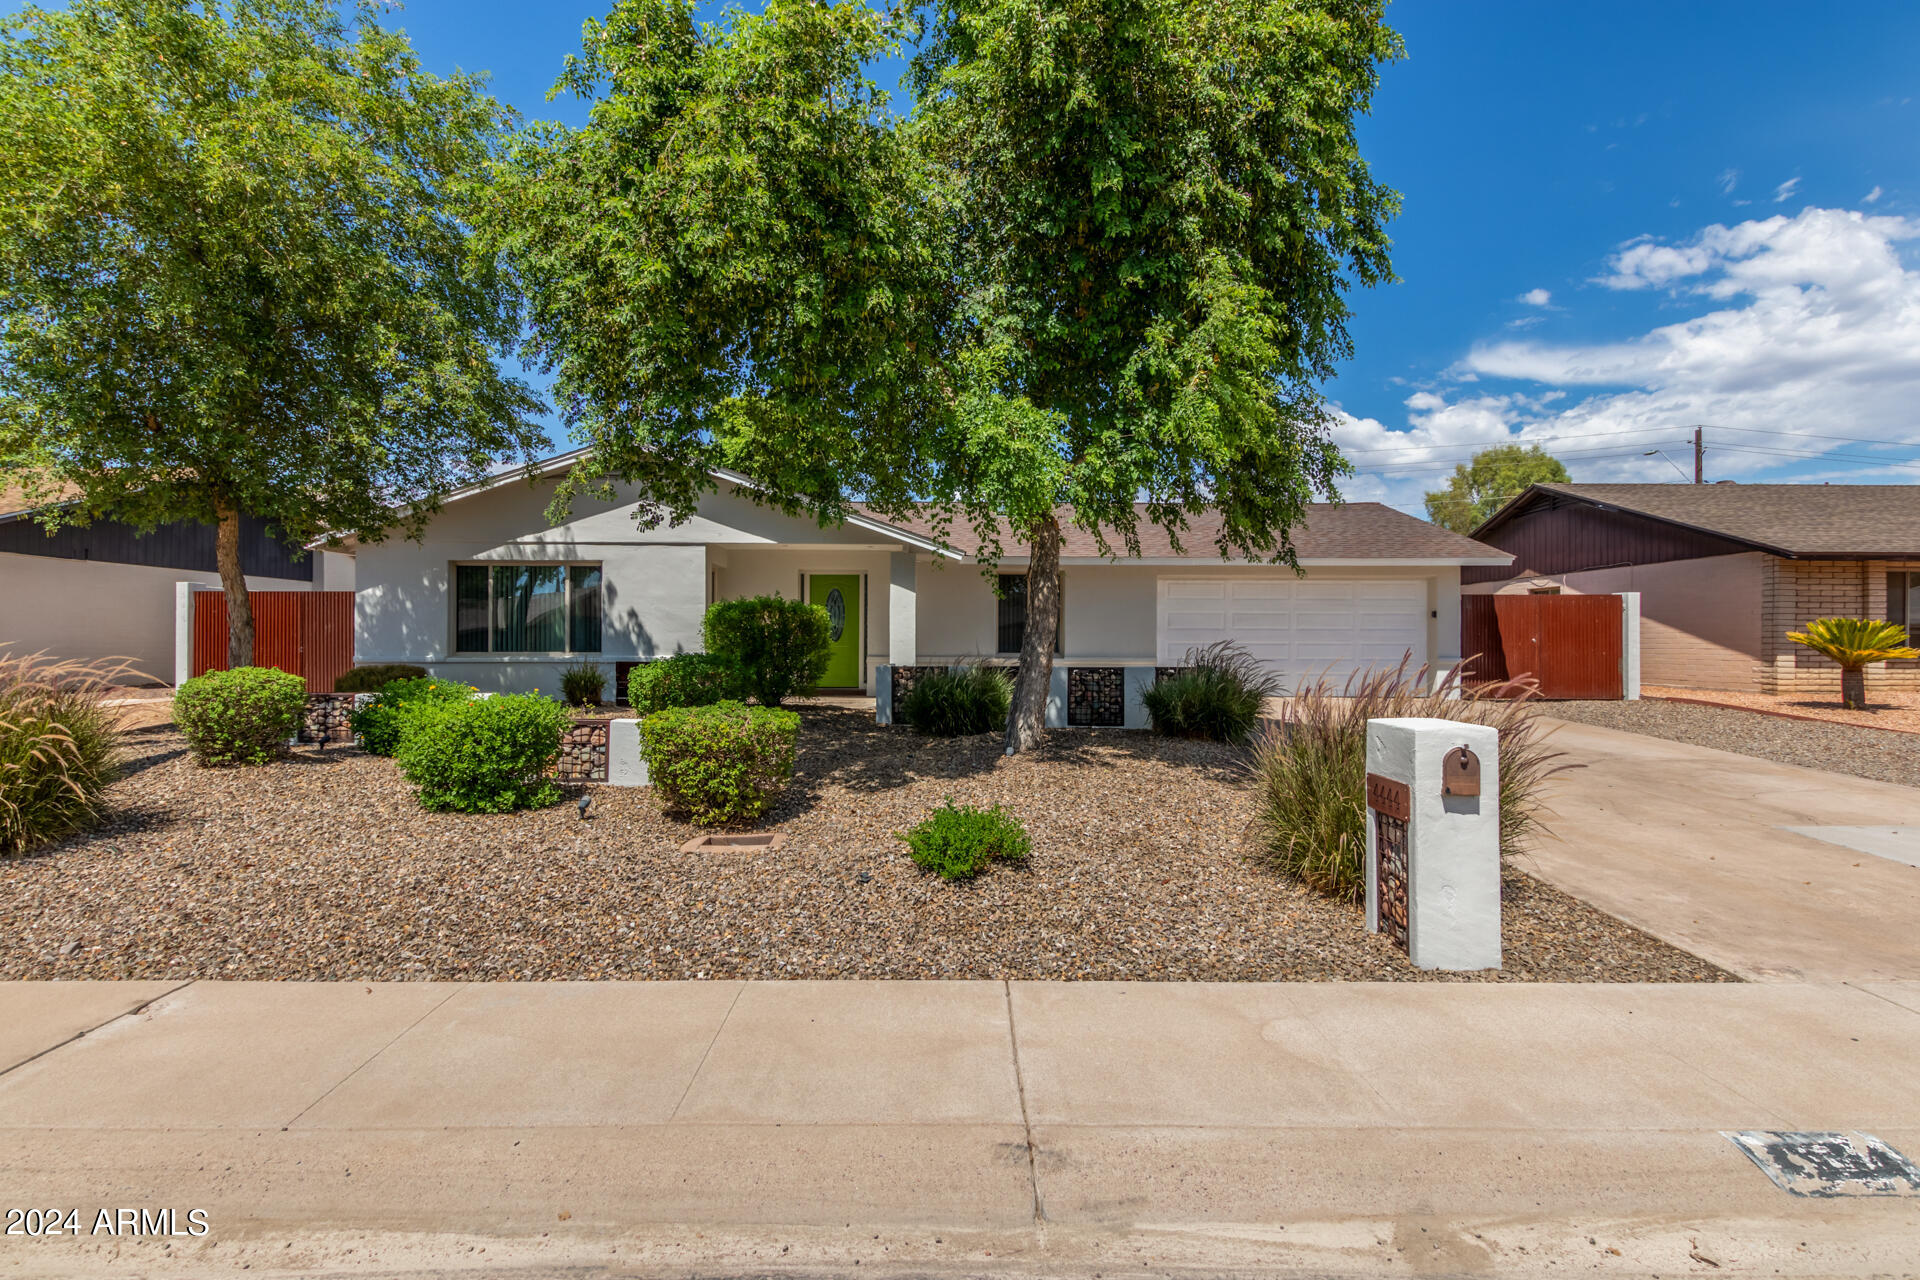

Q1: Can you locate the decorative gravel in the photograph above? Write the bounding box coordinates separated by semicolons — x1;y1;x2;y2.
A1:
0;709;1731;983
1643;685;1920;734
1546;699;1920;790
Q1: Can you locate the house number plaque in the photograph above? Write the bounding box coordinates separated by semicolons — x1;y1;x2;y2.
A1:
1366;772;1410;821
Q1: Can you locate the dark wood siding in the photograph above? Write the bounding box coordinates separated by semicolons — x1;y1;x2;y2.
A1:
1465;496;1753;584
0;512;312;580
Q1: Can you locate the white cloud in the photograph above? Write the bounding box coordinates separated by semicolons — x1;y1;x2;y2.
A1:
1773;176;1801;203
1338;207;1920;508
1718;168;1739;196
1519;288;1553;307
1865;185;1884;203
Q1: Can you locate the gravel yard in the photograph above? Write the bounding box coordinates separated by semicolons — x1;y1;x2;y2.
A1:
1643;685;1920;734
1546;699;1920;789
0;708;1731;983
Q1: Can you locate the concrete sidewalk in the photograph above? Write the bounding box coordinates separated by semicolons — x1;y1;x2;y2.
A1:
1530;719;1920;982
3;978;1920;1277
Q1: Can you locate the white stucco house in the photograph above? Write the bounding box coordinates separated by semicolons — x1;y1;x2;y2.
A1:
339;454;1512;719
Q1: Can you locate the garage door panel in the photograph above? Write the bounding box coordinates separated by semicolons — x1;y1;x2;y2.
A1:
1158;577;1427;684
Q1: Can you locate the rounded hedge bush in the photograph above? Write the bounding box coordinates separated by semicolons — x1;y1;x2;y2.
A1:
640;701;799;826
899;666;1012;736
349;677;476;757
701;595;831;707
174;666;308;766
626;652;737;715
393;693;570;813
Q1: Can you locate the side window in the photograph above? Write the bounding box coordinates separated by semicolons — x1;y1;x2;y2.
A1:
995;573;1063;655
452;563;603;654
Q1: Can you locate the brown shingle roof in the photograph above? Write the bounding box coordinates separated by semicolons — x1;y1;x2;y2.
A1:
867;503;1510;562
0;480;82;521
1488;483;1920;557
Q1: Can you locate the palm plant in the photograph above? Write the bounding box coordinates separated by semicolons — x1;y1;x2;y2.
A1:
1785;618;1918;709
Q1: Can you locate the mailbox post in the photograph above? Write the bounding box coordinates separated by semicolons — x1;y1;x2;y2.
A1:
1365;716;1502;971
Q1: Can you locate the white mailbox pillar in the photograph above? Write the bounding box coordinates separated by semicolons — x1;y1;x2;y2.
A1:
1365;716;1502;971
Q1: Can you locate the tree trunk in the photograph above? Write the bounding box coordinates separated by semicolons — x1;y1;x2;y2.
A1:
215;503;256;670
1003;513;1062;755
1841;666;1865;710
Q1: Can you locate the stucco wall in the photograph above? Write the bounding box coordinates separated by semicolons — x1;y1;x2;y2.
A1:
0;553;315;685
352;475;904;695
1465;553;1765;691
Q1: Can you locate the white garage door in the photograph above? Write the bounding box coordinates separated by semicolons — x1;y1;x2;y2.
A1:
1157;577;1428;691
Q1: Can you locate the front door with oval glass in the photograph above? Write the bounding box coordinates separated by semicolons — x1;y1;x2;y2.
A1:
807;574;862;689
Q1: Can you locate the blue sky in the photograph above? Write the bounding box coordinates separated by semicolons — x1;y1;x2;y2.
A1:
346;2;1920;510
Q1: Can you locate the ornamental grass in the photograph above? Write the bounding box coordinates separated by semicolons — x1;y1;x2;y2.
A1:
0;650;128;857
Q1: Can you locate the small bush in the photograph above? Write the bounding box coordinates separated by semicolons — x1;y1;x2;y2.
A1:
0;652;124;856
1142;641;1282;743
900;664;1012;736
393;693;569;813
350;677;476;757
626;653;737;715
560;662;607;707
899;800;1031;881
702;595;832;707
174;666;308;766
640;701;799;825
334;664;429;694
1251;661;1572;901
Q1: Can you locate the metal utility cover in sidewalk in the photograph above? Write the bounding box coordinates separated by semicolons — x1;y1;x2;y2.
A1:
1725;1131;1920;1197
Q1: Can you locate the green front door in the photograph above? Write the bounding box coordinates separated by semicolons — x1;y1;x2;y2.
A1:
808;574;861;688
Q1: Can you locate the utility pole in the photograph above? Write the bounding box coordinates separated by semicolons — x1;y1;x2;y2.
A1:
1694;426;1703;484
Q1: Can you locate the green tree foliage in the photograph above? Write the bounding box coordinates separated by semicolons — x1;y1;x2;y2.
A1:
1422;445;1571;534
0;0;547;667
490;0;1401;752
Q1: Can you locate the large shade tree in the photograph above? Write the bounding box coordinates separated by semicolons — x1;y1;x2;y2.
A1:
1422;444;1570;534
0;0;546;668
493;0;1400;751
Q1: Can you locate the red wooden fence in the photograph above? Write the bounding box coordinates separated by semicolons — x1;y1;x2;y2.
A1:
191;590;355;693
1461;593;1623;700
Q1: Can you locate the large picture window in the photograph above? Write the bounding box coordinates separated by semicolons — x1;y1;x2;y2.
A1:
453;564;602;653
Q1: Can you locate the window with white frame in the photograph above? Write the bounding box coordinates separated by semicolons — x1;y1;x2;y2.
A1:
454;564;602;653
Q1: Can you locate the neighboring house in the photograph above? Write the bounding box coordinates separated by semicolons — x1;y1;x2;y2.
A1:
0;485;354;684
341;452;1511;698
1467;483;1920;695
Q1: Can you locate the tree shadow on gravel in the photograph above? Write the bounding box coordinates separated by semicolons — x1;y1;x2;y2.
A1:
782;706;1250;807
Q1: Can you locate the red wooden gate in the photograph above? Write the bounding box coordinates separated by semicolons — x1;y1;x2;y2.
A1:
1461;593;1623;699
190;591;355;692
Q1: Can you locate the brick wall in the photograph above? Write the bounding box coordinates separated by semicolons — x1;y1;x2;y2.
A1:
1759;558;1920;695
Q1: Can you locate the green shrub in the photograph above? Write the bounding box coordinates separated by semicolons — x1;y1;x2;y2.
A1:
560;662;607;707
900;665;1012;736
899;800;1031;881
333;664;429;694
393;692;569;813
0;652;123;856
640;701;799;825
702;595;832;707
174;666;308;766
350;677;476;757
626;653;737;715
1251;662;1572;901
1142;641;1282;743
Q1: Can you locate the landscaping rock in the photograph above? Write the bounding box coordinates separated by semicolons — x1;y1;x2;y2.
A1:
0;709;1733;983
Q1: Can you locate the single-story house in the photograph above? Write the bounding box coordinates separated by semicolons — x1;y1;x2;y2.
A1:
341;452;1511;705
1466;482;1920;694
0;485;355;685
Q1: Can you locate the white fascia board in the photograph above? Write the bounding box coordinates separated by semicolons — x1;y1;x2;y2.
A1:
976;555;1517;568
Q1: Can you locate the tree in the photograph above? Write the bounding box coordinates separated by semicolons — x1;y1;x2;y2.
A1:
1786;618;1919;710
490;0;1400;753
1423;445;1570;534
0;0;545;668
913;0;1400;750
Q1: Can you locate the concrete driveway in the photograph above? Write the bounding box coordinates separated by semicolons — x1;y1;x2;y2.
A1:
1529;719;1920;981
